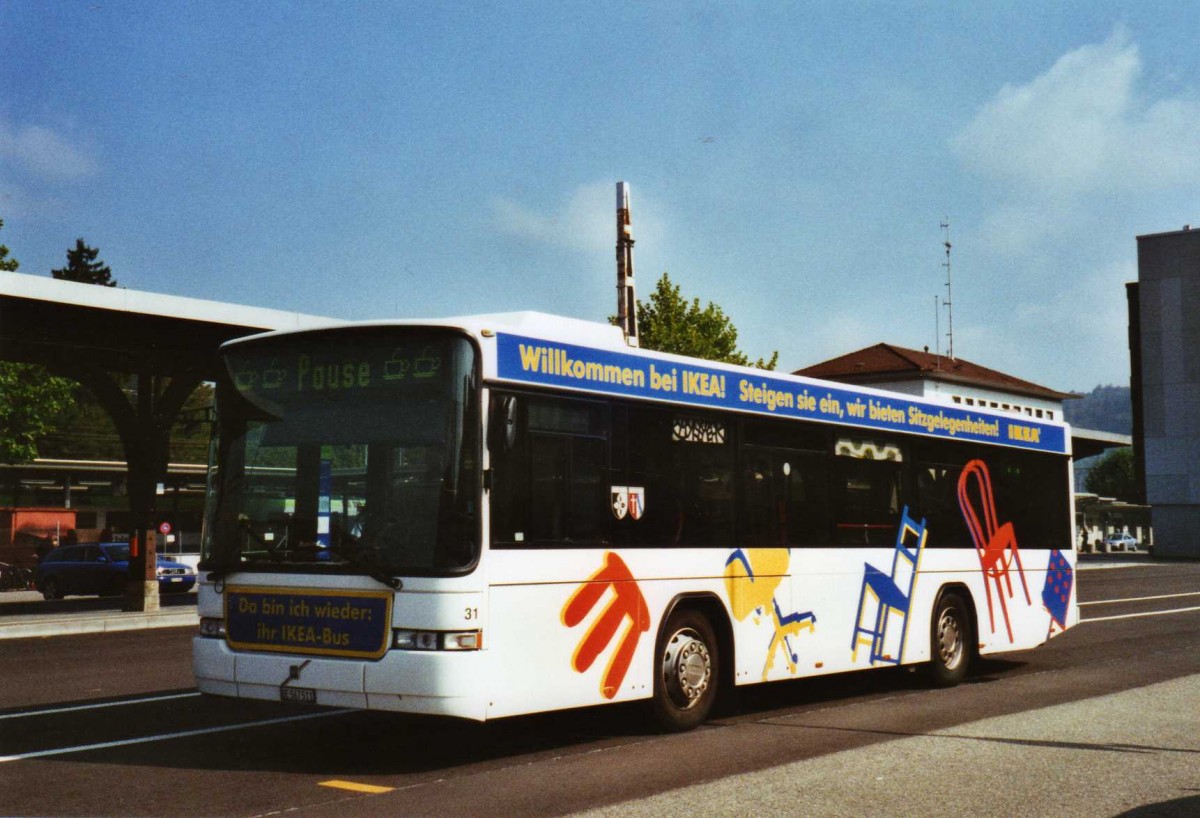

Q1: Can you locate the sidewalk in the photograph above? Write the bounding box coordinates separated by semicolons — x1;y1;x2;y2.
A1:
0;589;198;640
569;674;1200;817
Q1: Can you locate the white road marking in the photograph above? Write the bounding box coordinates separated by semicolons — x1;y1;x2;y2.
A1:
1078;591;1200;607
1080;605;1200;623
0;692;202;721
0;709;349;763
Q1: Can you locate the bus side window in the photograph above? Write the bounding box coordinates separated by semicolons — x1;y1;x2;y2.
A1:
623;405;680;546
989;451;1070;550
832;438;905;546
741;419;831;548
622;407;733;547
782;452;831;546
671;414;734;547
914;461;975;548
488;392;529;546
742;448;774;548
492;394;610;547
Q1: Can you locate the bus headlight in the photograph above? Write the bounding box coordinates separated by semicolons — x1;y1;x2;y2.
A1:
393;629;482;651
199;617;226;638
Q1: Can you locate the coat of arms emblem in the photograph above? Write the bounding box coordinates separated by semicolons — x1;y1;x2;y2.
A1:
611;486;628;520
628;486;645;520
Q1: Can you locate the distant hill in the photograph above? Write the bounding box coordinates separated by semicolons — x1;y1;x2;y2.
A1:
1064;385;1131;435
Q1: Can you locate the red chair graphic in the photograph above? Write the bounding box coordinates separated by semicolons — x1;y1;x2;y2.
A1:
957;459;1030;642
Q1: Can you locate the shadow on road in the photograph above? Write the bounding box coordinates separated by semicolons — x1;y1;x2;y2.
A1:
27;658;1036;778
1116;794;1200;817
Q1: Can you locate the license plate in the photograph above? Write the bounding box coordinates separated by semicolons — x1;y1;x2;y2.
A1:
280;686;317;704
169;577;182;582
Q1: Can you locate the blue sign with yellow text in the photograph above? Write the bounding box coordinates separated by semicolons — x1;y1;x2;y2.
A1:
225;586;392;659
495;333;1067;454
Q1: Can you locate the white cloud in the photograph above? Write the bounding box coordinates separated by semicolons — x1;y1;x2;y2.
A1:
0;119;98;181
953;28;1200;195
491;181;665;256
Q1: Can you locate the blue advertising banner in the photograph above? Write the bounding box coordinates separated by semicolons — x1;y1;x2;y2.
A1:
495;333;1067;454
225;587;392;659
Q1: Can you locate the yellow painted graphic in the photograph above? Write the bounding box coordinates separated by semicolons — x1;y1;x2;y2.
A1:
724;548;816;681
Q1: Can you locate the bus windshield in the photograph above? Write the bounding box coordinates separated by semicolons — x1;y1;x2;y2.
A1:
201;327;480;577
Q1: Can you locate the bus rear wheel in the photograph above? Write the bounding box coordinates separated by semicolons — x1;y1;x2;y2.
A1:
652;608;718;732
927;591;971;687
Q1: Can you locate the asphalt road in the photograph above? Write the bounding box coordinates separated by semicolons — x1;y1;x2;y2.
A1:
1;560;1197;818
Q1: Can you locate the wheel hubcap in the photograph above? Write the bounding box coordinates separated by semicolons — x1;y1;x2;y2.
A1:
662;628;711;709
937;608;963;669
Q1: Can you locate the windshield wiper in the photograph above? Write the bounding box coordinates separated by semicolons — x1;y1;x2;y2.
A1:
333;544;403;590
224;520;402;590
323;540;403;590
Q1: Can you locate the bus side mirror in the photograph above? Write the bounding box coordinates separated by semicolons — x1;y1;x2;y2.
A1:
489;395;519;452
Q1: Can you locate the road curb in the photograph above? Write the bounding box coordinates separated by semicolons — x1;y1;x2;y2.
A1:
0;611;198;640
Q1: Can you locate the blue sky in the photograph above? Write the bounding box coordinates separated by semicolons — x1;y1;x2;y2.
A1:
4;2;1199;391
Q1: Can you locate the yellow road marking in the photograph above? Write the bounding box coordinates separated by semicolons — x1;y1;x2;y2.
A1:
319;780;395;794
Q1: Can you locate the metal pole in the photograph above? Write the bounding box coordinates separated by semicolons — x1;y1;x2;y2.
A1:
616;182;639;347
942;219;954;359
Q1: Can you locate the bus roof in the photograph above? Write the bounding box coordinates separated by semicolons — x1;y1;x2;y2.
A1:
220;312;1070;455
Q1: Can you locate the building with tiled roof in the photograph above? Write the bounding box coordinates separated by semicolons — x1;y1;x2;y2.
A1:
795;343;1076;423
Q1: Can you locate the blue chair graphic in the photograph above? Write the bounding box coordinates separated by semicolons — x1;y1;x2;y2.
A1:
851;506;928;666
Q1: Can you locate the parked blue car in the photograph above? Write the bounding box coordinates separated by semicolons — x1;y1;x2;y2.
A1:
36;542;196;600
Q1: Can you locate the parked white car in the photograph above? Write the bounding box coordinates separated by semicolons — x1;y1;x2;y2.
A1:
1104;533;1139;551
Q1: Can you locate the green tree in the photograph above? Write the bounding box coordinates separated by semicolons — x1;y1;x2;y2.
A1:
0;219;19;273
633;272;778;369
1085;447;1137;500
0;366;77;464
52;238;116;286
0;219;79;463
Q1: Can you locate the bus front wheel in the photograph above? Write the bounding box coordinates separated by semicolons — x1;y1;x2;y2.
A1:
652;608;718;732
927;591;971;687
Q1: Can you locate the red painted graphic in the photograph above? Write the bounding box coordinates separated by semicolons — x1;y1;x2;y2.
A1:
561;552;650;699
957;459;1031;642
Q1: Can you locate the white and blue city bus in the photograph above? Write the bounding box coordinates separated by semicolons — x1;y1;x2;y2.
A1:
193;312;1077;730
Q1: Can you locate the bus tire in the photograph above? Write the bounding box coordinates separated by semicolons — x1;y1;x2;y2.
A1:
652;608;718;732
927;591;971;688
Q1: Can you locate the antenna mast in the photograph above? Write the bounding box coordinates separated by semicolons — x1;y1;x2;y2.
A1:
616;181;639;347
934;294;941;370
941;218;954;359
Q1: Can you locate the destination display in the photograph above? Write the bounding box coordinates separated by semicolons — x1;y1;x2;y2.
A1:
495;333;1067;454
224;586;393;659
227;336;450;404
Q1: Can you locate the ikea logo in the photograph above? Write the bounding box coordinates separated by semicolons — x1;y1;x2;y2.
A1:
1007;424;1041;444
